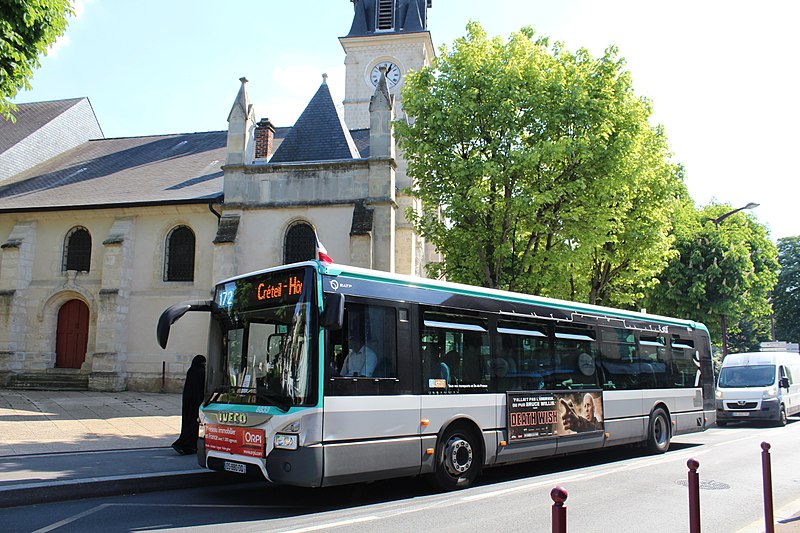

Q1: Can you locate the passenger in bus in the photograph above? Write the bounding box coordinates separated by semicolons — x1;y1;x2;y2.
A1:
340;321;378;377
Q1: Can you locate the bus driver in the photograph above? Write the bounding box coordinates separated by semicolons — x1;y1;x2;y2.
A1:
340;319;378;377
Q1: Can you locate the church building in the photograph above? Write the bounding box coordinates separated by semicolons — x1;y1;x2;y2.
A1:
0;0;436;391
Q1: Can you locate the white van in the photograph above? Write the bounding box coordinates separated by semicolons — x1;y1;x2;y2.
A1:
715;350;800;426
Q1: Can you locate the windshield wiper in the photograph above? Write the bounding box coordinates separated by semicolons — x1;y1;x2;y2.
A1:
256;389;292;412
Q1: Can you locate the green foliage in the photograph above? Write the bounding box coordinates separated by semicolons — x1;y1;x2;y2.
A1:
644;203;779;349
397;22;684;306
0;0;73;120
773;236;800;343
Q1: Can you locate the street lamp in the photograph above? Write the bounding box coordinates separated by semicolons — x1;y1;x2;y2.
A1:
711;202;760;356
710;202;760;227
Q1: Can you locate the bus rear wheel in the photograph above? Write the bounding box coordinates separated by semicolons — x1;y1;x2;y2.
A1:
646;408;671;454
428;425;481;491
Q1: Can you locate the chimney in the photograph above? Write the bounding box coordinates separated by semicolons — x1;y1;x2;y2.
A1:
255;118;276;160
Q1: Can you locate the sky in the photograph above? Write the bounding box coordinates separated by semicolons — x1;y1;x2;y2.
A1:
14;0;799;241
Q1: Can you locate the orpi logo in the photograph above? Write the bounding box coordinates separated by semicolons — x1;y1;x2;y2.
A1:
218;412;248;425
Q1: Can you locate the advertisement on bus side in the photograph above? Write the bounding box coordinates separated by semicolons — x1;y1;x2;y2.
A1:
507;391;603;441
204;425;266;457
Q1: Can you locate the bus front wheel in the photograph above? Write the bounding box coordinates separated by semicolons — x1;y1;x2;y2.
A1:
428;425;481;491
646;408;671;454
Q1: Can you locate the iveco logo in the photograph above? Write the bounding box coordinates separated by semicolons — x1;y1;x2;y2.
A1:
218;412;247;425
737;401;747;406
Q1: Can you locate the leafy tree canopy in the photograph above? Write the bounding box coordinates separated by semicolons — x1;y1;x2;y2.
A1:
397;22;684;306
644;203;779;348
0;0;73;120
773;236;800;343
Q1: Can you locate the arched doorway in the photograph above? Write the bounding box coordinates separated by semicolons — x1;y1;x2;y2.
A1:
55;299;89;369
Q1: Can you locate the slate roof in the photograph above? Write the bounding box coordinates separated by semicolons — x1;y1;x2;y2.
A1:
0;98;86;155
0;132;227;212
269;81;361;164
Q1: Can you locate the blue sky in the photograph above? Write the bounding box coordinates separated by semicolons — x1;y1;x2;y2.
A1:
16;0;799;241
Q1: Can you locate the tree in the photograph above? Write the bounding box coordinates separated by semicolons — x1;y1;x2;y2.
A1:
644;203;779;351
0;0;73;120
773;236;800;343
396;22;684;306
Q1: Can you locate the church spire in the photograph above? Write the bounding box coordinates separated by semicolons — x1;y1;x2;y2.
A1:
347;0;431;36
226;77;255;165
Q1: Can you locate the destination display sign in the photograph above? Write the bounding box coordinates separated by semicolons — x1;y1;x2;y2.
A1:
507;390;603;441
204;425;266;458
215;267;309;312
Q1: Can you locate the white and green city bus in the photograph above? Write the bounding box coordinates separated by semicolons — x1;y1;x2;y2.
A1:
157;261;714;491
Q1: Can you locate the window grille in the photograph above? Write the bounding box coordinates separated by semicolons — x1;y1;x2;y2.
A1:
165;226;195;282
63;227;91;272
284;223;316;264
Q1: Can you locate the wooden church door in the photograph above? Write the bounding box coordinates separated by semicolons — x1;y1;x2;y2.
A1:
55;299;89;369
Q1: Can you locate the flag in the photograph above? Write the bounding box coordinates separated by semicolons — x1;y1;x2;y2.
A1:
316;234;333;263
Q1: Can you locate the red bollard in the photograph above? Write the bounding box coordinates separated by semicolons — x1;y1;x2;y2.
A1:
551;486;568;533
762;442;775;533
687;458;701;533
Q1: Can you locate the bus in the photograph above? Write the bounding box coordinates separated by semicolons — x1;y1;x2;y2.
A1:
157;260;714;491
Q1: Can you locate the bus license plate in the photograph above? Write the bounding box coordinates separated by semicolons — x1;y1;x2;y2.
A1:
224;461;247;474
732;412;750;417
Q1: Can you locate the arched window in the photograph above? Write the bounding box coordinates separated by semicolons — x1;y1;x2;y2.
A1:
284;222;316;264
165;226;195;282
63;227;91;272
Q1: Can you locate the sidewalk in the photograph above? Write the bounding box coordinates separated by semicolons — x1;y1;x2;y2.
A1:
0;389;239;508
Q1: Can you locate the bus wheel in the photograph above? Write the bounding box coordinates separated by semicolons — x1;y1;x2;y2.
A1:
429;425;481;491
646;408;671;454
775;405;787;427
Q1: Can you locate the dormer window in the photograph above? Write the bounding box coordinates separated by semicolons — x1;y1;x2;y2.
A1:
377;0;394;30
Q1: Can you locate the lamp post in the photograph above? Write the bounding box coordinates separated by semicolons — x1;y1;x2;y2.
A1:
711;202;760;357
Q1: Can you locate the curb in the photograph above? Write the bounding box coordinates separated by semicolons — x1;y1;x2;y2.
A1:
0;470;244;509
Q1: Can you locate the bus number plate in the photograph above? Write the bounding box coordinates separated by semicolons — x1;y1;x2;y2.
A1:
732;412;750;417
224;461;247;474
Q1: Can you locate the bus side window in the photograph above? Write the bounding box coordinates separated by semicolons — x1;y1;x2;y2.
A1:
599;327;639;390
669;338;696;388
554;325;599;390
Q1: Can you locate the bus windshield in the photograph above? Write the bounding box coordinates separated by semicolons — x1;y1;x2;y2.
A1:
209;267;315;409
718;365;775;388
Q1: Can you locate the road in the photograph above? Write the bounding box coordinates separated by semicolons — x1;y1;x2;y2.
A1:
3;419;799;533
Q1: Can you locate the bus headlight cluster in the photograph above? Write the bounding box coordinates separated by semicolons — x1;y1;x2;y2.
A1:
274;434;298;450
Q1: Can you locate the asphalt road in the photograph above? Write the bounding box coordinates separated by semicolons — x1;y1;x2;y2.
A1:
4;419;800;533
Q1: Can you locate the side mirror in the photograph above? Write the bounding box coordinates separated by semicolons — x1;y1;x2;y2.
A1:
779;377;790;389
321;293;344;330
156;300;212;349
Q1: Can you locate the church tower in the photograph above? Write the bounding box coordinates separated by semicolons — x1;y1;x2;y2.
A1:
340;0;435;130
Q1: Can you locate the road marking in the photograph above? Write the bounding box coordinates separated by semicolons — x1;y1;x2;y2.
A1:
279;515;382;532
736;494;800;533
31;504;110;533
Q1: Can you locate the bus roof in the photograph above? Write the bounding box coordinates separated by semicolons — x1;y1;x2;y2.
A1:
216;260;708;333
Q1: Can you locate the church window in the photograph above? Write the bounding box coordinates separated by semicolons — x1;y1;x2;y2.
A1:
165;225;195;282
284;222;316;264
377;0;395;30
63;226;91;272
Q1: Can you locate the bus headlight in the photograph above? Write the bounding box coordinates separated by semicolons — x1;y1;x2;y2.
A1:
198;422;206;438
274;433;298;450
763;387;777;399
